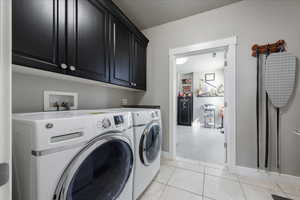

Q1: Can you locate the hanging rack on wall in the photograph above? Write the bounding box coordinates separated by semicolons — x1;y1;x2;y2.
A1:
251;40;286;57
251;40;286;169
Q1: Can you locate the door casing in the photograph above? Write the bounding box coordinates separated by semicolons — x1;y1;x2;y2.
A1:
0;0;12;199
169;37;237;168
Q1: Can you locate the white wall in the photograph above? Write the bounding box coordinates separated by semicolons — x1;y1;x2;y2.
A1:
141;0;300;175
12;73;143;113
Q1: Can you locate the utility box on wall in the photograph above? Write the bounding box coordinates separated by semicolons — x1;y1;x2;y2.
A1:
44;91;78;111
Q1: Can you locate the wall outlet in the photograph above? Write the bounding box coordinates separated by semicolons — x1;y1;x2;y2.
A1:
44;91;78;111
121;98;128;106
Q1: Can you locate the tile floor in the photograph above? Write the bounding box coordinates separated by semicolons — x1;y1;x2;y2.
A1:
177;126;225;164
139;157;300;200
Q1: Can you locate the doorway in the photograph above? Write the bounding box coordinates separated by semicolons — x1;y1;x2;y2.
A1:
176;51;226;164
169;37;237;167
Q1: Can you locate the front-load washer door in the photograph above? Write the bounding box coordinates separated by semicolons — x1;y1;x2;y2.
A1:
139;121;161;166
54;133;133;200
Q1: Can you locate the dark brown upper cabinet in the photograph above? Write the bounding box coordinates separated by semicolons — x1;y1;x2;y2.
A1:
132;36;147;90
12;0;149;91
66;0;110;82
13;0;67;73
110;16;132;87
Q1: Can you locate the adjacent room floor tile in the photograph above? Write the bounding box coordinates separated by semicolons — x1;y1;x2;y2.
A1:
160;186;203;200
204;175;245;200
168;168;204;195
242;184;288;200
155;165;176;184
176;126;225;164
139;181;166;200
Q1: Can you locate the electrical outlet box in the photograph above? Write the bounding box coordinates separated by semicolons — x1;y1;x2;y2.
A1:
44;91;78;111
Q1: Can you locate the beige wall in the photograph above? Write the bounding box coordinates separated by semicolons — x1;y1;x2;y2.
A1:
12;72;143;113
141;0;300;175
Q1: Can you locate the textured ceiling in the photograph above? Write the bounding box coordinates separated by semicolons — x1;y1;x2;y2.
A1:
112;0;242;29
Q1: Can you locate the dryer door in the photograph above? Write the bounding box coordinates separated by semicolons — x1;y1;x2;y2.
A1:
140;121;161;166
54;133;133;200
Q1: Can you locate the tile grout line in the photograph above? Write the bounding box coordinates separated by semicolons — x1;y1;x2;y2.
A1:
205;172;240;182
167;165;204;197
165;184;203;198
237;174;248;200
202;167;206;199
157;182;168;200
162;162;205;174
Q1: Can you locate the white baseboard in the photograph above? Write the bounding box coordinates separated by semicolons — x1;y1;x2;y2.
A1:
232;165;300;181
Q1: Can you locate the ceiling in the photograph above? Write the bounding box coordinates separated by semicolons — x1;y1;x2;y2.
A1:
176;51;225;73
112;0;242;29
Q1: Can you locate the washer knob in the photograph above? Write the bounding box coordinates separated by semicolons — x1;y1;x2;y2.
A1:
102;118;111;129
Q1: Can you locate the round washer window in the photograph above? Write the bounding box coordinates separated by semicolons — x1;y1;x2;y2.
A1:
140;123;161;165
65;140;133;200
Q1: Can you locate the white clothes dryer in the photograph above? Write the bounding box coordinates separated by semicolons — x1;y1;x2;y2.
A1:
104;108;162;200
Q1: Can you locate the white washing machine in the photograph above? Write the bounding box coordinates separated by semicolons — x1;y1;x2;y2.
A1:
12;110;135;200
104;108;162;199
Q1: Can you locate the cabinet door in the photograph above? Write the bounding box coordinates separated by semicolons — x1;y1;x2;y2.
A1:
13;0;66;73
132;37;147;90
110;16;132;87
67;0;109;82
177;97;193;126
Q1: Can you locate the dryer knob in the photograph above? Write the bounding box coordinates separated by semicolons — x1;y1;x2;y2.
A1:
102;118;111;129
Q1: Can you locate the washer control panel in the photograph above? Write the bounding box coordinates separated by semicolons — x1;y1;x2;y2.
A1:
96;118;112;129
101;118;112;129
95;114;128;131
114;115;124;126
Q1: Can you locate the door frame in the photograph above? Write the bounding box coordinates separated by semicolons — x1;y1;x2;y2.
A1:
0;0;12;198
168;36;237;168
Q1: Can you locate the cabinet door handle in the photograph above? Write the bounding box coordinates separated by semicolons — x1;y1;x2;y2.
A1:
60;63;68;69
69;66;76;71
113;23;116;54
